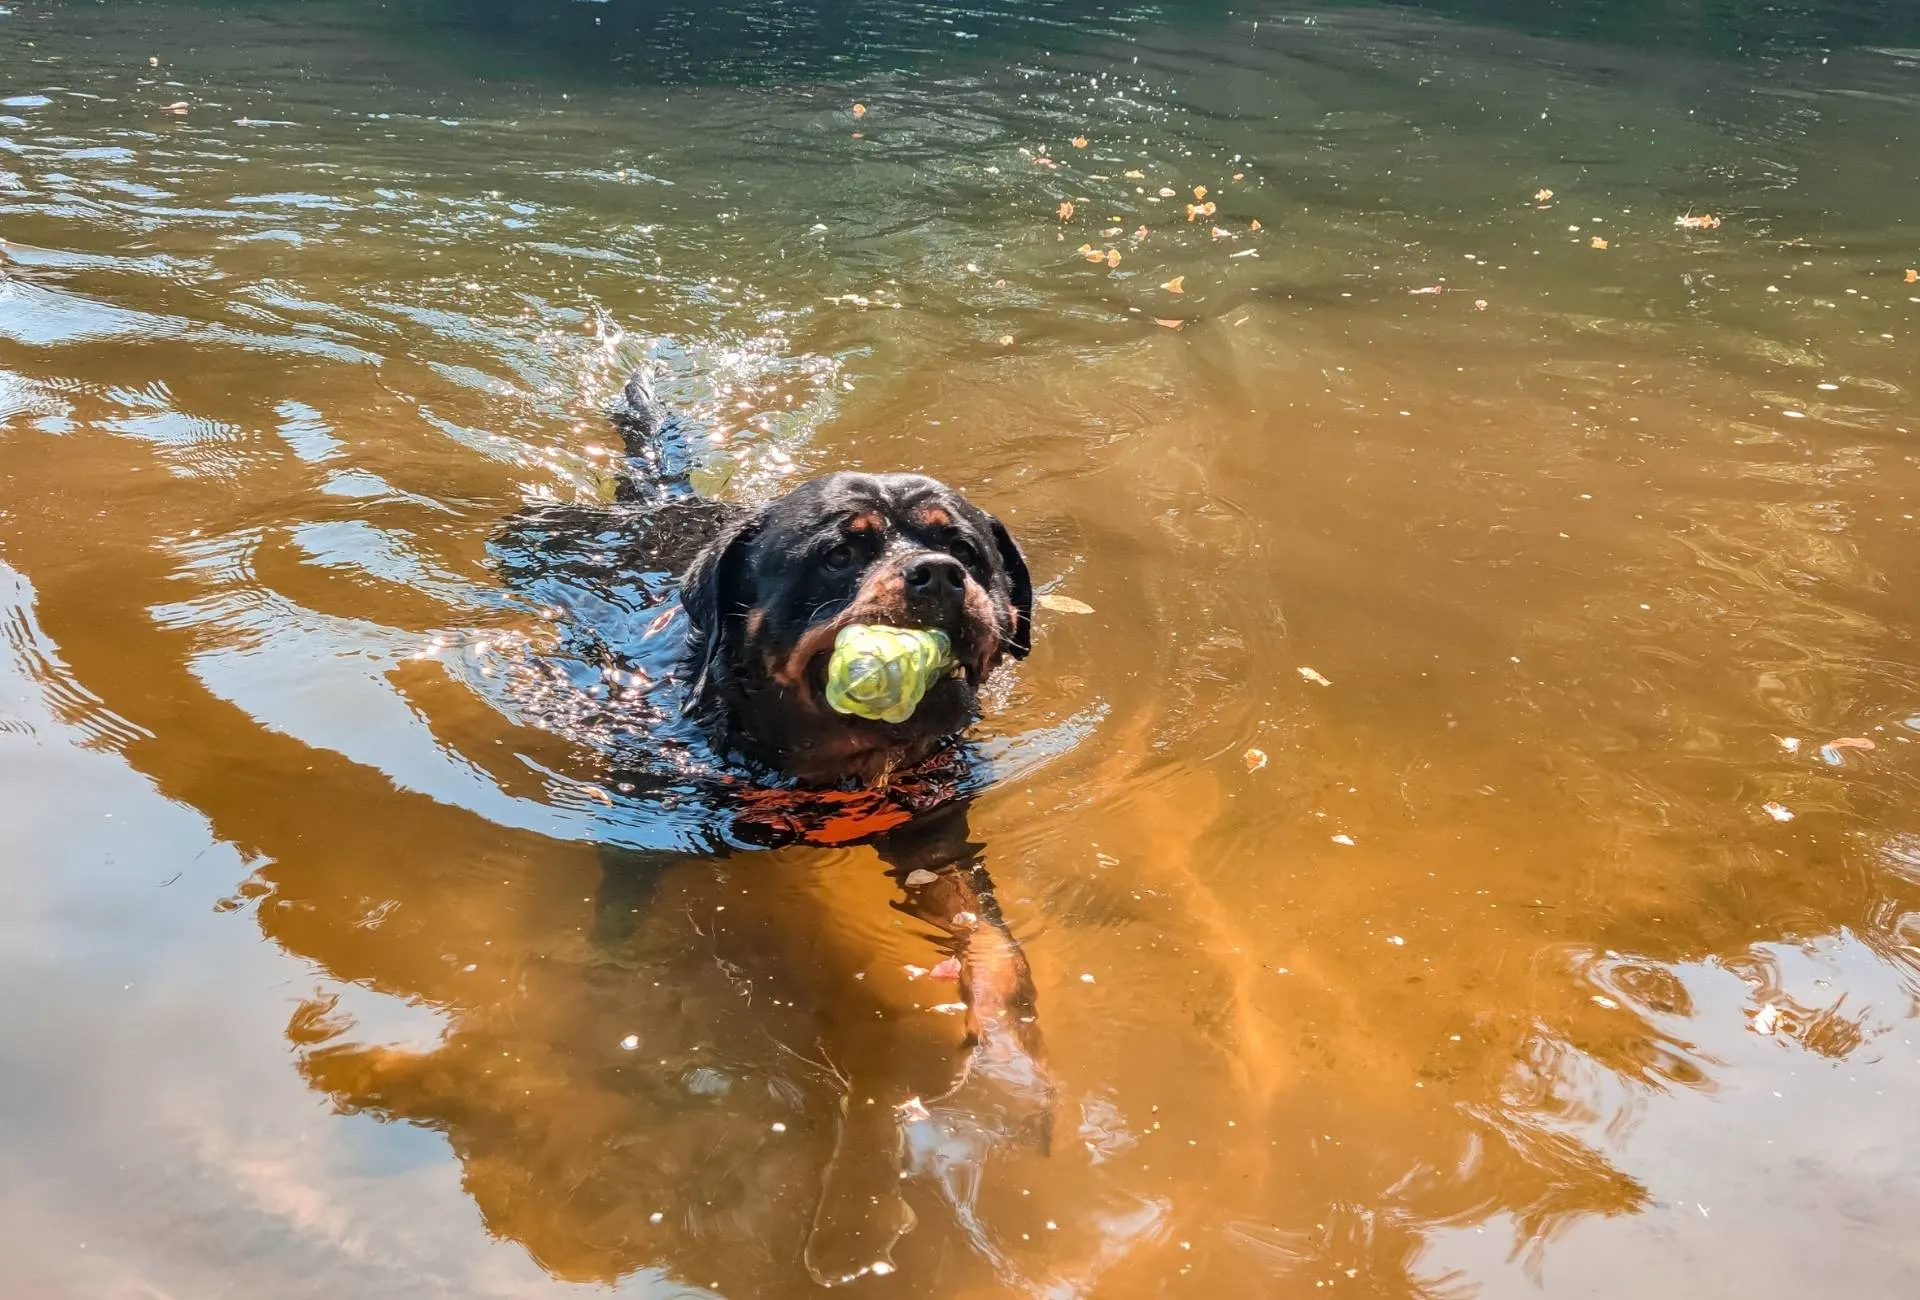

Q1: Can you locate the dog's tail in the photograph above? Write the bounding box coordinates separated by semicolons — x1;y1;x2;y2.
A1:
609;370;699;502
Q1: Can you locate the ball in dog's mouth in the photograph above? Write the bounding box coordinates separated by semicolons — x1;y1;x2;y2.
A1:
823;624;958;724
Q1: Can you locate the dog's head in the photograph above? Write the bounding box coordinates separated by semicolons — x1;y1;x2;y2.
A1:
678;472;1032;784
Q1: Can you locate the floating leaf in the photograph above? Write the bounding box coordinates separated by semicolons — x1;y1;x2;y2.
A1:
1161;275;1185;293
1071;135;1089;149
1124;169;1145;179
1244;747;1269;772
1158;187;1177;198
1038;592;1095;614
1473;298;1489;310
1409;285;1445;296
1533;187;1553;202
1057;200;1075;221
1152;317;1184;328
1194;185;1208;200
1297;666;1333;686
930;957;962;980
997;334;1015;346
852;102;867;117
1762;801;1795;822
1249;218;1263;231
1105;247;1122;268
1674;212;1721;230
904;868;939;886
1331;833;1356;846
1133;225;1149;241
1211;226;1233;240
1907;269;1919;283
1232;172;1245;181
1590;236;1609;249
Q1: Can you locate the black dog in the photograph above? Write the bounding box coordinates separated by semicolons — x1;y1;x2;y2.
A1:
517;372;1052;1281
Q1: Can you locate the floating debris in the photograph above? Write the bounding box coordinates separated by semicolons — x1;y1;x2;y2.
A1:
1675;212;1722;230
1331;833;1355;846
1038;592;1094;614
1071;135;1088;149
1244;747;1268;772
904;868;939;886
930;957;962;980
1750;1004;1780;1035
1534;188;1554;203
1298;666;1333;686
1590;236;1609;250
1762;802;1795;822
1161;275;1185;294
1819;736;1875;765
1057;200;1075;221
852;103;866;117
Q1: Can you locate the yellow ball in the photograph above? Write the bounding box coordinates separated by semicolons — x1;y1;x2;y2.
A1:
824;624;955;724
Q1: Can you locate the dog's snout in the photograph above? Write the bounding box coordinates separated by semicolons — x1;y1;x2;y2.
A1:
904;555;965;596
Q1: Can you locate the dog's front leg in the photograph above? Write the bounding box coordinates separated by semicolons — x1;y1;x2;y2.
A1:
800;800;1051;1285
874;801;1049;1117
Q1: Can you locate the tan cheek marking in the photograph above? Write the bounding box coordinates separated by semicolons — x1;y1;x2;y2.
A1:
744;608;767;642
914;506;953;530
962;578;1002;669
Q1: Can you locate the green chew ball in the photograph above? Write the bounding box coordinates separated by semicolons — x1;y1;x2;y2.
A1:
824;624;955;724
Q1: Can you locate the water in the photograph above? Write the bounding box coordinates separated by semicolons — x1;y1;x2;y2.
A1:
4;1;1920;1295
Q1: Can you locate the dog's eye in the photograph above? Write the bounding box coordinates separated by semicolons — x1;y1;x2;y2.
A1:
821;543;856;572
950;538;982;568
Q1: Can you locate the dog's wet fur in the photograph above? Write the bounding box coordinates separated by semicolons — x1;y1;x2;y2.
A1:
614;374;1033;786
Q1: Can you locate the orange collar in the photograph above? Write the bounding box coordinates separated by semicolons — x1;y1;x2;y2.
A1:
724;748;968;846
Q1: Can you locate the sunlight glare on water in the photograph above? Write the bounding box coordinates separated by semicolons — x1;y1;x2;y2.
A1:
3;0;1920;1296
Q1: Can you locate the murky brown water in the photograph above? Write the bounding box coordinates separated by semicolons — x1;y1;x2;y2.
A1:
5;1;1920;1296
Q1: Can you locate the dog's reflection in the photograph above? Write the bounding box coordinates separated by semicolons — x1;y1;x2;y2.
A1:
289;801;1051;1291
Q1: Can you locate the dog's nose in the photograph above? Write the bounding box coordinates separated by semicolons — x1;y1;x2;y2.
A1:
904;555;966;597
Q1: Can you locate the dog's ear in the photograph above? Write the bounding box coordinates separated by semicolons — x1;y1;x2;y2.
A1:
679;512;762;715
987;514;1033;659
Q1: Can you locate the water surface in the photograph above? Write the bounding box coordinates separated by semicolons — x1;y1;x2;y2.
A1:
4;1;1920;1296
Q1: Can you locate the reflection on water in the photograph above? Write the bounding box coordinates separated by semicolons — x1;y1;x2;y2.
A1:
3;0;1920;1296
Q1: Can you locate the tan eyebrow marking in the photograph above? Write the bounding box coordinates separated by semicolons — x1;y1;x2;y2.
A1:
912;505;954;530
846;512;886;535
